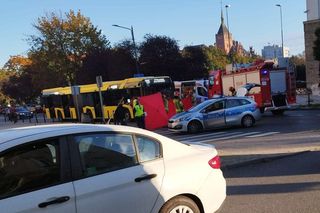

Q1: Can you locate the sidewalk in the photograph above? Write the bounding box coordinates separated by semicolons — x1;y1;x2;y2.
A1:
295;94;320;108
220;145;320;169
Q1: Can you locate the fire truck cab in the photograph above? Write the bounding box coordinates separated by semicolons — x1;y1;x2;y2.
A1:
208;60;296;115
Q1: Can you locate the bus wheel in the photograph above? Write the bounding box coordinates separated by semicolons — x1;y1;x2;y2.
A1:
187;120;203;134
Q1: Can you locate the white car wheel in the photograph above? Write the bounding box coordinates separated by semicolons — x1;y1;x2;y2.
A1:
169;205;194;213
160;196;200;213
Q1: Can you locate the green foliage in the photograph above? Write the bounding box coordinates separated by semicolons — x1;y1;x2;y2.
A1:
1;69;39;104
139;34;185;80
204;46;228;70
28;10;110;85
182;45;210;79
290;54;306;87
0;70;13;104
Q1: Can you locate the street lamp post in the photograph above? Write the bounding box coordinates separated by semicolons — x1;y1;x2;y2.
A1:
112;24;140;75
225;4;231;53
276;4;284;58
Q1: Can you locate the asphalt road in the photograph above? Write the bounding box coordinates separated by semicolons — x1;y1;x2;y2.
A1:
219;151;320;213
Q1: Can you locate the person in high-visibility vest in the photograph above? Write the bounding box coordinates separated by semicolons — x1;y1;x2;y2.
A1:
173;95;184;114
134;99;145;129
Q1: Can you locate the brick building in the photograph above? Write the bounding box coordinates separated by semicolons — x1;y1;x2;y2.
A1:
215;10;245;56
304;0;320;89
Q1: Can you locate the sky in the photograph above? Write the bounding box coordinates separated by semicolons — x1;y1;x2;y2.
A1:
0;0;306;67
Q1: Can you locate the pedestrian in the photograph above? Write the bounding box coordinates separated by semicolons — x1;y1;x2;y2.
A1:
9;103;17;124
173;94;184;114
229;86;236;96
114;100;127;125
134;98;145;129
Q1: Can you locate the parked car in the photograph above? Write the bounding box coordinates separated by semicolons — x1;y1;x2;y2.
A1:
0;124;226;213
15;107;33;119
168;97;261;133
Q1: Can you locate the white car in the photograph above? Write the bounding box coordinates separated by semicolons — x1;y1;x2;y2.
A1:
0;124;226;213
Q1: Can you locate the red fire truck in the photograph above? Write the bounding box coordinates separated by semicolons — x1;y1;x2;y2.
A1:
208;60;296;115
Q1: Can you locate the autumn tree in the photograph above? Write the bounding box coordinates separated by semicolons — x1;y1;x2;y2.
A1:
1;70;39;103
1;56;40;103
3;55;32;73
28;10;110;85
0;69;13;105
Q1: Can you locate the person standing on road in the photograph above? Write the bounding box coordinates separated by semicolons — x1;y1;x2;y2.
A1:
173;94;184;114
229;86;236;96
114;100;127;125
134;99;145;129
9;104;17;124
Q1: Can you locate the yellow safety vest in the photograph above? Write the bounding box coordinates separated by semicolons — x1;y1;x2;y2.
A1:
173;99;183;113
134;104;144;117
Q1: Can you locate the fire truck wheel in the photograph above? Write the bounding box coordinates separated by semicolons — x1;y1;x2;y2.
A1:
259;107;265;114
241;115;255;128
187;120;203;134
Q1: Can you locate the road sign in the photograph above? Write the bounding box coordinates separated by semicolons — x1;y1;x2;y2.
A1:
96;76;103;88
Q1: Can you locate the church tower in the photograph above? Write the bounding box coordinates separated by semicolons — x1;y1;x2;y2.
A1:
215;9;233;54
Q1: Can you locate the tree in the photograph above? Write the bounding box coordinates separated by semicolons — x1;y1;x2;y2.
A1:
109;40;136;80
3;55;32;73
1;70;39;104
204;46;229;70
290;54;306;88
139;34;185;80
181;45;210;79
28;10;110;85
0;69;13;105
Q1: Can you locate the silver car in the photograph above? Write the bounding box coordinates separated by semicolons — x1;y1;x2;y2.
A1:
168;97;261;133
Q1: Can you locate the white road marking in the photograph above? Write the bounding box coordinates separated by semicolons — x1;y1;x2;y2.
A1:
183;132;260;143
246;132;280;138
174;131;227;141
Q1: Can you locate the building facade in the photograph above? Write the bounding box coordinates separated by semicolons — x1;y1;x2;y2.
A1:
304;0;320;89
261;45;290;59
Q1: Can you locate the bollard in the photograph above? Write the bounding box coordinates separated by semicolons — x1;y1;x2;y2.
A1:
307;88;312;107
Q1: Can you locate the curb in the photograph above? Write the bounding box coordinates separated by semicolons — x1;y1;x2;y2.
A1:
221;151;310;170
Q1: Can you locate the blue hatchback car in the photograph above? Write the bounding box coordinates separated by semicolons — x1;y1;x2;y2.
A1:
168;97;261;133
